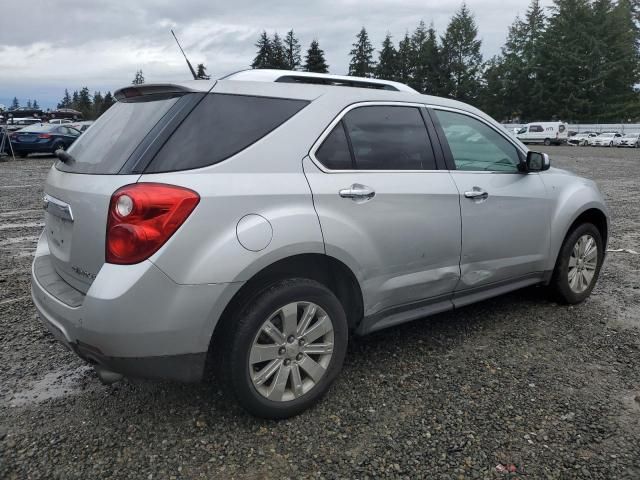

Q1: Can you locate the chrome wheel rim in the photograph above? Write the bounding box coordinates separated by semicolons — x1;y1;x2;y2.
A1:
568;234;598;293
249;301;334;402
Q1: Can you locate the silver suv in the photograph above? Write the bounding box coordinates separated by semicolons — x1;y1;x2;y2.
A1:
31;70;609;418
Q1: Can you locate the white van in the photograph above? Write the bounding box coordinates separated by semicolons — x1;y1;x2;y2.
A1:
516;122;568;146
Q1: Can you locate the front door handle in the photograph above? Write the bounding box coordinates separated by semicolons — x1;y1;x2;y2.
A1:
339;184;376;202
464;187;489;200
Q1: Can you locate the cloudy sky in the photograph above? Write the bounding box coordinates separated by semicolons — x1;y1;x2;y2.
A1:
0;0;553;109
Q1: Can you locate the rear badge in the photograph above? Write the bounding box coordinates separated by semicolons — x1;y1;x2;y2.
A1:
71;265;96;280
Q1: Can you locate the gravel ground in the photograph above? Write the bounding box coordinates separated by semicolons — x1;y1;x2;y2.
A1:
1;147;639;479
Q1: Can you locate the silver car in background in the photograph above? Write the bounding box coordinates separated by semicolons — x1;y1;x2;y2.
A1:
31;70;609;418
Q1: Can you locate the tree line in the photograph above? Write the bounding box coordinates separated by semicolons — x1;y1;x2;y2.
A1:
251;0;640;123
56;87;116;120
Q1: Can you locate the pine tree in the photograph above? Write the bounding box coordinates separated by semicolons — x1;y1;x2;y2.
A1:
11;97;19;110
270;32;287;69
284;30;302;70
71;91;79;110
441;3;483;102
395;32;413;84
33;100;39;110
58;89;72;109
26;99;32;109
478;56;510;120
410;22;443;94
102;92;115;114
132;70;145;85
304;40;329;73
196;63;210;80
92;91;104;119
348;27;376;77
77;87;92;118
375;33;397;80
252;31;273;69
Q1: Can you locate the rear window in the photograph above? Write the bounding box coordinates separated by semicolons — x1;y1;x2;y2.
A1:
18;124;51;132
146;94;308;173
56;95;180;174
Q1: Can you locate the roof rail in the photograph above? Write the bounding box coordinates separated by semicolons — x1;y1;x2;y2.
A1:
220;69;418;93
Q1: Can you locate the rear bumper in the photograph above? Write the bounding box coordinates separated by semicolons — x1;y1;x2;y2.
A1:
11;142;55;153
31;233;242;382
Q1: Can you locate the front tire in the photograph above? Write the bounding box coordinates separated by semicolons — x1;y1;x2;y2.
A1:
551;223;604;304
220;278;348;418
544;138;551;146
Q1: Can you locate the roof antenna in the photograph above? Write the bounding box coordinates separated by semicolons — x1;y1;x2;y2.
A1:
171;29;198;80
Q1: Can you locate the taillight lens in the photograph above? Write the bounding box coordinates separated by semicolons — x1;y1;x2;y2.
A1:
106;183;200;264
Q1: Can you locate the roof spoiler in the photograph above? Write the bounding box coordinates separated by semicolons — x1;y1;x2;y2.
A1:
113;84;198;101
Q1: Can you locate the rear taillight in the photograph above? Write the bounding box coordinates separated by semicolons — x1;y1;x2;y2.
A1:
106;183;200;265
38;133;52;139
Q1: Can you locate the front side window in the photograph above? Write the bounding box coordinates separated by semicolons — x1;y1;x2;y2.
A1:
435;110;521;172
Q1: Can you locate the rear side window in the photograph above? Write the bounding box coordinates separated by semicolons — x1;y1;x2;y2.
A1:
344;106;436;170
315;121;353;170
146;94;308;173
314;105;436;170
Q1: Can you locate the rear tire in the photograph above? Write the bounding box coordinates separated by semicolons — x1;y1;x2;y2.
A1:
218;278;348;418
551;223;603;304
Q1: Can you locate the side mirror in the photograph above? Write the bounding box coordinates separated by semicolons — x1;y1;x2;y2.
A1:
524;151;550;172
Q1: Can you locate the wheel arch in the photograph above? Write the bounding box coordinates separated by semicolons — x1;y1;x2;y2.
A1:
549;206;609;279
207;253;364;367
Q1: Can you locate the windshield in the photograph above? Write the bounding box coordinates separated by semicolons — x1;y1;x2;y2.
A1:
600;133;615;137
517;127;527;134
624;133;638;138
56;95;181;174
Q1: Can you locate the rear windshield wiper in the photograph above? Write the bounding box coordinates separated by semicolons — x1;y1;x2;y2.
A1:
55;149;76;165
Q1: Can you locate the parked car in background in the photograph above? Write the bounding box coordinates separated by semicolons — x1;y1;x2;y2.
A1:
589;132;622;147
48;119;73;125
516;122;569;145
617;132;639;148
69;121;94;133
31;71;609;418
568;132;598;146
5;117;43;132
10;124;80;157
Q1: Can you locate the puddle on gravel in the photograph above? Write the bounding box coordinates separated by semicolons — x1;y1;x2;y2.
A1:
8;366;96;407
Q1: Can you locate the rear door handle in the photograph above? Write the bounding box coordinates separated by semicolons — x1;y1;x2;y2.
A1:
464;187;489;200
339;184;376;202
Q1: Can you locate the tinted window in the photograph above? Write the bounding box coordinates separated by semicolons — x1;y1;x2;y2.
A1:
529;125;544;133
343;106;436;170
147;94;308;173
435;110;520;172
315;121;353;170
57;95;180;174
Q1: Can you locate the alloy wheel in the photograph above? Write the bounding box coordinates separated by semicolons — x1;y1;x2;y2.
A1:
249;301;334;402
568;234;598;294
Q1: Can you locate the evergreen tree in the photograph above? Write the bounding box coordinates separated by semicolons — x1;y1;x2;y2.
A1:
196;63;210;79
11;97;19;110
410;22;443;94
304;39;329;73
395;32;413;84
92;91;104;119
102;92;115;114
284;30;302;70
76;87;92;118
441;3;483;102
375;33;397;80
33;100;39;110
71;91;79;110
252;31;273;69
26;99;32;109
58;89;72;109
348;27;376;77
132;69;145;85
478;56;511;120
270;32;288;69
